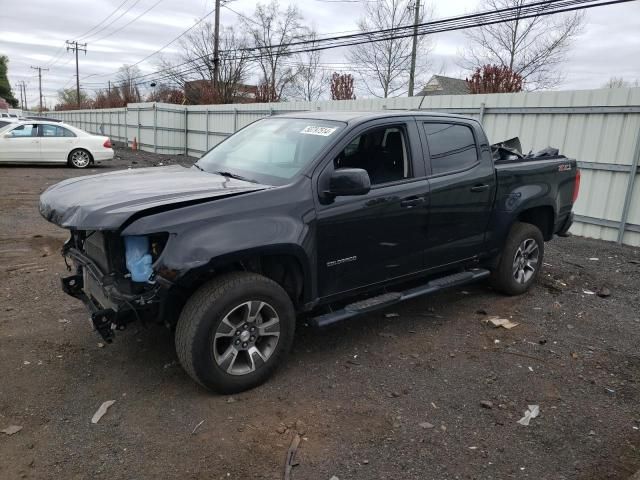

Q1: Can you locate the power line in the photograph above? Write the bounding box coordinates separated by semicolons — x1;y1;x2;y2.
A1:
80;2;216;81
76;0;636;90
80;0;145;42
90;0;165;43
76;0;131;40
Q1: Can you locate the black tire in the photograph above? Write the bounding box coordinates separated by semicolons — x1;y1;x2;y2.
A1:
68;148;93;169
175;272;295;394
490;222;544;296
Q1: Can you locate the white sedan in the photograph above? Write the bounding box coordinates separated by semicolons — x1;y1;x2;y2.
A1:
0;120;114;168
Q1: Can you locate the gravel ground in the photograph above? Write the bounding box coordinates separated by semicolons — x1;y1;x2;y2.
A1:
1;147;640;480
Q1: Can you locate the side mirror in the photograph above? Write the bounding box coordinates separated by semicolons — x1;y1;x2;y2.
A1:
326;168;371;197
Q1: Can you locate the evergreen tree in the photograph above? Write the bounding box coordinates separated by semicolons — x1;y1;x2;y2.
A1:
0;56;19;108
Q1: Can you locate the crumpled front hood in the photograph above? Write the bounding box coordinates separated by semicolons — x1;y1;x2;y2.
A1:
39;165;269;230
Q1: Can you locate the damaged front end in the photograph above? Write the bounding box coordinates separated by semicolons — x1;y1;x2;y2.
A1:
61;230;171;342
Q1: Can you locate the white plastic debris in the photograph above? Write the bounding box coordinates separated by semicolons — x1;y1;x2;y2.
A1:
588;257;599;261
517;405;540;426
1;425;23;435
583;290;595;295
91;400;116;424
487;316;519;329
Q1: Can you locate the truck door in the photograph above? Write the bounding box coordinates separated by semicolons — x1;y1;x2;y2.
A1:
315;119;430;298
419;120;496;269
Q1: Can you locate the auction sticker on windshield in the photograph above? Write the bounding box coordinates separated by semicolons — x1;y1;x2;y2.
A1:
300;126;337;136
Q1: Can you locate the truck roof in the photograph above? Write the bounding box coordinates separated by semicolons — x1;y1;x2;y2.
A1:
276;110;476;124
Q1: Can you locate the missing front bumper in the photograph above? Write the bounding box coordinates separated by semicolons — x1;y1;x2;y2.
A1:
61;248;166;342
61;274;119;342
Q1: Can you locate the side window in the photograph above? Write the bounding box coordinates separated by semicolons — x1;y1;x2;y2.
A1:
333;126;410;185
62;127;75;137
8;124;37;137
41;124;60;137
423;123;478;175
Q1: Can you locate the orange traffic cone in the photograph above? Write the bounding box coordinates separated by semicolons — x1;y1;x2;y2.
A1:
132;137;138;151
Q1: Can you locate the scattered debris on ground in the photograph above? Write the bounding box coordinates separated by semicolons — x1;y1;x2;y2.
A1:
1;151;639;479
1;425;23;435
486;316;519;329
91;400;116;424
284;433;302;480
517;405;540;426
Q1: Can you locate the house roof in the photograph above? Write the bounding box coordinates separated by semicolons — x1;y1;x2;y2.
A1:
418;75;470;96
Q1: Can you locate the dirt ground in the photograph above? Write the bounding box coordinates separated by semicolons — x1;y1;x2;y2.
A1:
1;147;639;480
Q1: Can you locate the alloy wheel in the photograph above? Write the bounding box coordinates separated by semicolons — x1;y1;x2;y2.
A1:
512;238;539;284
212;300;281;376
71;150;91;168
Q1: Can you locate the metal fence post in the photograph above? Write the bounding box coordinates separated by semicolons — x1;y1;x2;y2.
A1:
617;128;640;243
184;107;189;156
479;102;486;125
137;107;141;149
153;103;158;153
205;107;209;151
124;106;128;148
233;108;238;132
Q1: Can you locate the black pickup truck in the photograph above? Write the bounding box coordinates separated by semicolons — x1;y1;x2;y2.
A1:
39;111;579;393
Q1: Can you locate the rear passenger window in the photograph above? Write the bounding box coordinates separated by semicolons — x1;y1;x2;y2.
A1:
423;123;478;175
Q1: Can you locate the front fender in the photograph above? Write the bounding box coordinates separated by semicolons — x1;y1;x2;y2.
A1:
121;180;318;301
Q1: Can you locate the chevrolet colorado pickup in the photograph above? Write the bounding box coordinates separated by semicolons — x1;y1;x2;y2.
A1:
39;111;579;393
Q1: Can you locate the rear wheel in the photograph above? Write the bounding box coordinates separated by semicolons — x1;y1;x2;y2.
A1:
490;222;544;295
175;272;295;394
68;149;92;168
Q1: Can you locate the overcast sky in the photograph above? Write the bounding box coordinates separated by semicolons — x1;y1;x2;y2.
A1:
1;0;639;107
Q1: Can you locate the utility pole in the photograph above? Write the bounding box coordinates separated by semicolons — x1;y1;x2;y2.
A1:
108;80;111;96
21;82;28;111
30;66;48;112
408;0;421;97
16;83;24;110
212;0;221;97
66;40;87;108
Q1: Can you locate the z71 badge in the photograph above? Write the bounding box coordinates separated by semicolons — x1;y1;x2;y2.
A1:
558;164;572;172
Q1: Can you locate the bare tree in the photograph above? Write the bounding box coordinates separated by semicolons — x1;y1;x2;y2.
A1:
460;0;584;90
467;65;523;94
157;24;251;104
602;77;639;88
242;0;305;102
288;30;327;101
330;73;356;100
55;88;91;110
347;0;433;98
146;84;185;104
116;65;142;103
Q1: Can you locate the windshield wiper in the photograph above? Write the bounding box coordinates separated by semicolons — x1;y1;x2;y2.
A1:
193;163;205;172
211;171;258;183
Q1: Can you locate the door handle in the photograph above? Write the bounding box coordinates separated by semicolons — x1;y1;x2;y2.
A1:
400;197;425;208
470;184;490;192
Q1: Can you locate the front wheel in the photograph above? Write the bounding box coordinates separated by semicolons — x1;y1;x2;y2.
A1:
490;222;544;295
175;272;296;394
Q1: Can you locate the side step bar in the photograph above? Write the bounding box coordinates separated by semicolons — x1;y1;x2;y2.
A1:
310;268;490;328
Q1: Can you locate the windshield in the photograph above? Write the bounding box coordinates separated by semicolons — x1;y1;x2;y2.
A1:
195;117;345;185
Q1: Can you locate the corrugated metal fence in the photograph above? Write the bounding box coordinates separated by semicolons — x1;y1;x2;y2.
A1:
49;87;640;247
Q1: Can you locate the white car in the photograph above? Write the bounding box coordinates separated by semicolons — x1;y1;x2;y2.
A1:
0;121;114;168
